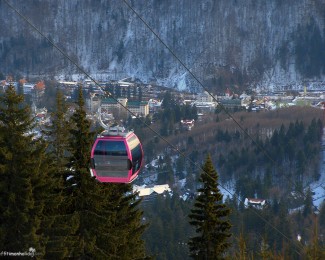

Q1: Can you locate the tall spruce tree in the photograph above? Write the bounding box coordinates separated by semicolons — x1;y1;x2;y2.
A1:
65;86;149;258
0;85;50;255
42;90;78;258
47;90;70;174
188;154;232;259
98;183;149;259
64;86;105;258
304;214;325;259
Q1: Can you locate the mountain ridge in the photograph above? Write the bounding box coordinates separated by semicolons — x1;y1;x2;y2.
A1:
0;0;324;92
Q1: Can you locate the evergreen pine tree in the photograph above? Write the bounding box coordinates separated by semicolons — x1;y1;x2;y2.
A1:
259;237;272;260
65;86;149;258
304;214;325;260
188;154;232;259
319;202;325;229
303;187;314;217
98;183;149;259
42;90;78;258
235;233;247;260
138;86;142;101
47;90;70;174
0;85;49;255
64;86;106;258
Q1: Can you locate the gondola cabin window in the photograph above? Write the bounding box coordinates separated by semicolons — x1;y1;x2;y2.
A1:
93;140;129;178
127;135;143;175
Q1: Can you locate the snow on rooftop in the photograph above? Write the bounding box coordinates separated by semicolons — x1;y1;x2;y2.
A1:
133;184;171;197
138;188;153;197
152;184;171;194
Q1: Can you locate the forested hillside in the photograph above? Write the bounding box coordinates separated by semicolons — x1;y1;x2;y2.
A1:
137;101;325;259
1;0;325;91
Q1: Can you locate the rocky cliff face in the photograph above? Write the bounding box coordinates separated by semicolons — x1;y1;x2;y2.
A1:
0;0;324;92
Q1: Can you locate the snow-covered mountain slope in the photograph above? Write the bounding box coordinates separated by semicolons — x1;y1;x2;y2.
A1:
0;0;324;92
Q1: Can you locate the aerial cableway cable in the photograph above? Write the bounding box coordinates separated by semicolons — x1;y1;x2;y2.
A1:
3;0;311;255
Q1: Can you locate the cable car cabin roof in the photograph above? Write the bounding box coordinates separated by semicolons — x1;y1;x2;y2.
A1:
90;131;143;183
98;126;132;138
97;131;133;140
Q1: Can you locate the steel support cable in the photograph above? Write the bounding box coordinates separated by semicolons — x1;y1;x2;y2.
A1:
3;0;305;254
